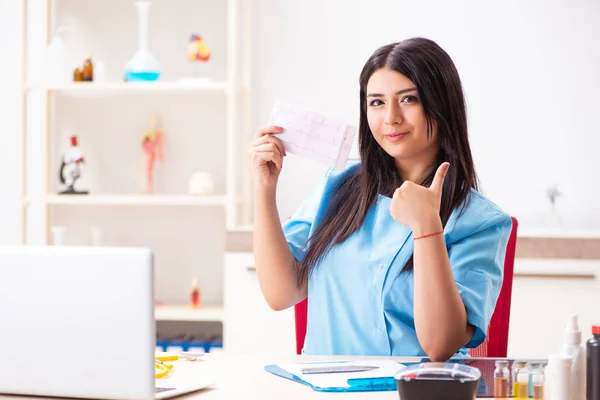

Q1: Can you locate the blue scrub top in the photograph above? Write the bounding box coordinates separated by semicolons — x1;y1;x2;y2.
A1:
282;162;512;357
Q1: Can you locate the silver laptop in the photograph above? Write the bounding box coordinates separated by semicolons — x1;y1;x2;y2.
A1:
0;246;214;400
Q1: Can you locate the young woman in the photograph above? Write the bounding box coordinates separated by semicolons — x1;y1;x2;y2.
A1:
247;37;512;361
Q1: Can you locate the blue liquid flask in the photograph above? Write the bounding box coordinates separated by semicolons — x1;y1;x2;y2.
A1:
124;1;161;82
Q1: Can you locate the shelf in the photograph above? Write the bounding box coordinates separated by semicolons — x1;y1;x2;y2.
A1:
32;194;230;206
25;80;229;96
518;229;600;239
155;305;225;322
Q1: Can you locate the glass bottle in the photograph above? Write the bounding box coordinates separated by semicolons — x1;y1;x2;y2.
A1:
527;361;537;397
516;368;529;399
512;360;527;398
73;67;83;82
83;55;94;81
531;363;545;399
494;360;510;397
124;1;161;81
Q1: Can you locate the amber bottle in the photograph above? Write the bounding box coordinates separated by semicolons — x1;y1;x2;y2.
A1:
83;55;94;81
73;68;83;82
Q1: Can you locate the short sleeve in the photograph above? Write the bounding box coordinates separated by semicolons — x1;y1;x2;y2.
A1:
448;212;512;348
281;170;332;263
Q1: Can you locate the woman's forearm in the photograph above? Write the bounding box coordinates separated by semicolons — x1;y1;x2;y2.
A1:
253;187;306;311
412;216;472;361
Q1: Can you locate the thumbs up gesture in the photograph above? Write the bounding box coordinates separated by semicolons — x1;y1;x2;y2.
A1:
389;162;449;236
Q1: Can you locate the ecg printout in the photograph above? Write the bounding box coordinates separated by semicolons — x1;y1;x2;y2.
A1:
268;100;357;171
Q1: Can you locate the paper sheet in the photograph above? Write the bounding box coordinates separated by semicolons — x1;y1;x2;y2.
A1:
268;100;356;171
278;360;404;389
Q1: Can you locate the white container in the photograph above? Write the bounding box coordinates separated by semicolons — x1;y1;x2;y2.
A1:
45;26;73;84
561;314;586;400
90;226;103;247
545;354;572;400
51;226;66;246
94;61;107;83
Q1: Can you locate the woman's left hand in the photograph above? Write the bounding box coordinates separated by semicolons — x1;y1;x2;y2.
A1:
389;162;449;236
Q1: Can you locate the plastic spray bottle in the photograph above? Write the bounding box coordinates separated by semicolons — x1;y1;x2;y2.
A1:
561;314;585;400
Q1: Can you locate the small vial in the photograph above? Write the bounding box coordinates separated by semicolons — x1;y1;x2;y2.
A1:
527;362;544;399
532;370;545;399
494;360;510;397
516;369;529;399
527;361;538;397
512;360;527;397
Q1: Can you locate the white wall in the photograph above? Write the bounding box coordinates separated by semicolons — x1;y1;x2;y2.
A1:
0;0;23;246
251;0;600;231
2;0;600;303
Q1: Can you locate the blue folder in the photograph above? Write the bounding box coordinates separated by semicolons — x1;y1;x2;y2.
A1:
264;364;399;392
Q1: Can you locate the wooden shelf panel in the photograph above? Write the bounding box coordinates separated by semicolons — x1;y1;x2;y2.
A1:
25;80;229;95
28;194;230;206
155;305;225;322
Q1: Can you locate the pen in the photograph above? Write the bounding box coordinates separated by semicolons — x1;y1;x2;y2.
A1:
301;365;380;374
156;354;179;362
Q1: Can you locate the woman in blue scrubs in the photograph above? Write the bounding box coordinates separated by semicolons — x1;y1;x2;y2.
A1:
247;37;512;361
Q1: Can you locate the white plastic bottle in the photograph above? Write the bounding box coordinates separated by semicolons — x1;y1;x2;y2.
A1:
561;314;586;400
545;354;572;400
45;26;73;84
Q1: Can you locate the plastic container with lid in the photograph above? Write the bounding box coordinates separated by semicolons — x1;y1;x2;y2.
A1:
394;362;480;400
545;354;572;400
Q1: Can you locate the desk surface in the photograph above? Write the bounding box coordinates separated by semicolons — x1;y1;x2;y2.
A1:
176;354;423;400
0;353;488;400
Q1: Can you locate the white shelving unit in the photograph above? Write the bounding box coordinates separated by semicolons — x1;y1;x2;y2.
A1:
21;0;253;326
27;194;232;207
26;80;231;95
155;305;225;322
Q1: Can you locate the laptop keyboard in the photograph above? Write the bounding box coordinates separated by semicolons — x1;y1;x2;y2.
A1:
156;387;175;393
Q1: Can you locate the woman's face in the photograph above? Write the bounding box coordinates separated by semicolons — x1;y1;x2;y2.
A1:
366;67;439;164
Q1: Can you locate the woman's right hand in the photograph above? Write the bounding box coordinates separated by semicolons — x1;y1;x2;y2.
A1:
247;125;287;189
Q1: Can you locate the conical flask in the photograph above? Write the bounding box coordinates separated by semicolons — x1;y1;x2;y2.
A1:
124;1;161;82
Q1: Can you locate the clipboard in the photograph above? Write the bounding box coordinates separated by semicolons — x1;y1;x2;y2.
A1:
264;360;404;392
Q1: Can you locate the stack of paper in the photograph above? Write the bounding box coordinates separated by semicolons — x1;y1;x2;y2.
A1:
268;100;357;171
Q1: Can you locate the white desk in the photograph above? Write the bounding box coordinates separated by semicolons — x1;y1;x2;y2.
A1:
0;353;487;400
170;354;421;400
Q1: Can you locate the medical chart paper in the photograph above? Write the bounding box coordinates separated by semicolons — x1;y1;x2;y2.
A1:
272;360;405;390
268;100;357;171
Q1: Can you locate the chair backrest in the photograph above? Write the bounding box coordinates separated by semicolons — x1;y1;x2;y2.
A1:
294;298;308;355
293;216;519;356
469;216;518;357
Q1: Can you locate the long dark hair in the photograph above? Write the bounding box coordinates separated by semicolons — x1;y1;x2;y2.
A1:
296;37;478;287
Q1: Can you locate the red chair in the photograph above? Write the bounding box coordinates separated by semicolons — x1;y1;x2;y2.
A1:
294;216;519;357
